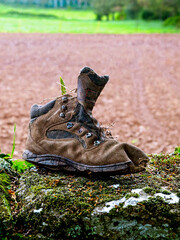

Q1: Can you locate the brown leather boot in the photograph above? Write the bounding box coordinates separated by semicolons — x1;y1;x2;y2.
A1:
23;67;149;174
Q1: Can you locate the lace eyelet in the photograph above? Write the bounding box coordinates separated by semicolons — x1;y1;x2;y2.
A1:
78;128;83;134
94;140;101;146
61;105;67;111
66;122;74;129
86;133;92;138
62;96;68;103
60;112;65;118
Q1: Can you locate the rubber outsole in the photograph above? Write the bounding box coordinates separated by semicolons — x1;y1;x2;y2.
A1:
22;150;131;174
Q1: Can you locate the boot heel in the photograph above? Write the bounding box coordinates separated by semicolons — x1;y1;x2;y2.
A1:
22;150;75;171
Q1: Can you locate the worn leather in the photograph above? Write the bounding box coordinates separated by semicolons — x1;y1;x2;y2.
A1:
77;67;109;114
30;100;56;120
25;67;149;173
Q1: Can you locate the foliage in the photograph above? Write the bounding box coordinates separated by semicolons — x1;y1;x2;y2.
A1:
163;16;180;28
91;0;119;20
175;146;180;154
11;160;34;173
10;123;16;159
0;152;33;174
91;0;180;21
60;76;66;96
140;9;156;20
140;8;174;21
125;0;141;19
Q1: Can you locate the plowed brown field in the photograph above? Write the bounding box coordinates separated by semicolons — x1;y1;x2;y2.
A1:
0;33;180;158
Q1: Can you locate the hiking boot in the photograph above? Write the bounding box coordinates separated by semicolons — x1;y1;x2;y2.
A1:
23;67;149;174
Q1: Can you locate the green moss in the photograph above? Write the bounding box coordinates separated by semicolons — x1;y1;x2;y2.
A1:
0;195;11;216
0;172;11;186
162;190;171;195
143;186;172;196
125;192;140;199
0;174;13;239
106;196;179;239
0;173;11;202
143;186;157;195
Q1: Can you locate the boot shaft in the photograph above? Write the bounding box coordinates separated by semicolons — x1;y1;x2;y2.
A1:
77;67;109;114
30;67;109;123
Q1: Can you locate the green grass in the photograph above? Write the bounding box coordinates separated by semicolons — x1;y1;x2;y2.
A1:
0;4;180;34
11;159;34;173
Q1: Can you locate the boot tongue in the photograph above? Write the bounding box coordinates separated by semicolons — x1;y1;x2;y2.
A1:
77;67;109;115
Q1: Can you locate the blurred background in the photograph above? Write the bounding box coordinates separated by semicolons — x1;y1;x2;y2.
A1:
0;0;180;158
0;0;180;33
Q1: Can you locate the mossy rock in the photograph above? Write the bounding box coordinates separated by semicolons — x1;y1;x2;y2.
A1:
15;165;179;239
1;151;180;239
0;172;11;217
0;170;12;238
0;158;19;239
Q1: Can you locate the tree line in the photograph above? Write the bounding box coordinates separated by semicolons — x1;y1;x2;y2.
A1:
1;0;180;21
92;0;180;21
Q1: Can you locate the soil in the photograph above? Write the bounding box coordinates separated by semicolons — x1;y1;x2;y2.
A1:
0;33;179;158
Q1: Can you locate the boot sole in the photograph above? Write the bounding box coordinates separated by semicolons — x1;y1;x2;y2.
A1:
22;150;131;174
